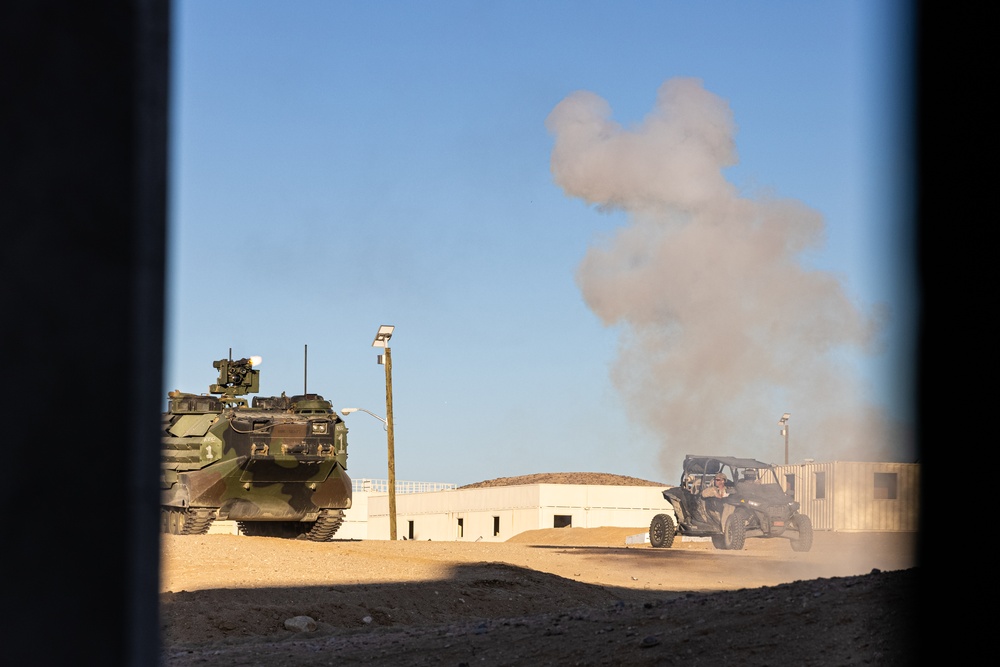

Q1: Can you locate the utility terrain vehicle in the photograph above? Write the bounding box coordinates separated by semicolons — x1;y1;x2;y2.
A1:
649;455;813;551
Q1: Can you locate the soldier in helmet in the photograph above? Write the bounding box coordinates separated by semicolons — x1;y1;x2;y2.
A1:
701;472;730;523
702;472;731;499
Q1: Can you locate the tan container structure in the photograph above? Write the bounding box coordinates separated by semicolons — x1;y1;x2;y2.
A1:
363;483;675;542
773;461;920;532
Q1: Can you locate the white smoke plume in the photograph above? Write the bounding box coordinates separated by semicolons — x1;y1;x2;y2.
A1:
546;78;911;476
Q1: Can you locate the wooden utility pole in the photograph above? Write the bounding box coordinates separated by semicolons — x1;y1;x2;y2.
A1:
384;345;397;541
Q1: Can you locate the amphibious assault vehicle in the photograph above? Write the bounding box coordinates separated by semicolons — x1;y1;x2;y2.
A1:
161;355;352;540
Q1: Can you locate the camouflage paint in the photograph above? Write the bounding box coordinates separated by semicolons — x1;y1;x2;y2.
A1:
161;358;352;539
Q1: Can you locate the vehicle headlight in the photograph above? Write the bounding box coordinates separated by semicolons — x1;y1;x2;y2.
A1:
310;422;329;435
747;500;761;508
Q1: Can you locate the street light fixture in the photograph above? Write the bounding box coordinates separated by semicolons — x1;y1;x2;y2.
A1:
372;325;394;347
778;413;791;465
372;325;397;540
340;407;387;429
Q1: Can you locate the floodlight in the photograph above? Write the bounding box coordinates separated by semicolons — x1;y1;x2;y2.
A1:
372;324;395;348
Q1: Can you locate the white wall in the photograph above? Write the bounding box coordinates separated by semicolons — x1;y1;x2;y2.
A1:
365;484;675;542
337;491;368;540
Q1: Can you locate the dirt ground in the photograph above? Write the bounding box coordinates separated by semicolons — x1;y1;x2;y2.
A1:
160;527;922;666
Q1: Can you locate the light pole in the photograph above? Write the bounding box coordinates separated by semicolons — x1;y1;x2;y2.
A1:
372;325;396;541
778;413;790;465
340;406;392;538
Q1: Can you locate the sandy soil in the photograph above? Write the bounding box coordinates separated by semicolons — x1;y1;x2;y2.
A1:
160;527;921;666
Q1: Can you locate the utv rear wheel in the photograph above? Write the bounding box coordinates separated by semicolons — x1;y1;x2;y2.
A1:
789;514;814;552
723;511;747;550
649;513;676;548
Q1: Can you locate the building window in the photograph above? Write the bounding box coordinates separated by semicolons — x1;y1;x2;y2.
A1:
785;474;796;496
814;471;826;499
407;520;414;540
493;516;500;537
457;518;464;539
874;472;898;499
554;515;572;528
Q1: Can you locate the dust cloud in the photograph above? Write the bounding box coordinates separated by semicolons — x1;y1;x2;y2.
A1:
546;78;911;476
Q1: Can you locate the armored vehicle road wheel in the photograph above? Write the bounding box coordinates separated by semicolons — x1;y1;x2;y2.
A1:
789;513;814;552
161;508;214;535
238;510;345;542
649;513;676;548
723;510;747;550
299;509;345;541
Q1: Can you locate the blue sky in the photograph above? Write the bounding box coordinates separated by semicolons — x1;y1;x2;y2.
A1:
166;1;916;486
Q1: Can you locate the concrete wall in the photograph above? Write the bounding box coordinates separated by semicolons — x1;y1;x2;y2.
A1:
338;491;369;540
365;484;675;542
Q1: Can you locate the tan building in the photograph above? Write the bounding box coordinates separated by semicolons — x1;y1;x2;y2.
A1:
773;461;920;532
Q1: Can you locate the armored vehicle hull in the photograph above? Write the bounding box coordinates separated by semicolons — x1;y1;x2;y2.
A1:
161;357;352;540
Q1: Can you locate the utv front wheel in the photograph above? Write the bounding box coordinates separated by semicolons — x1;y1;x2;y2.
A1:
723;511;747;550
789;514;814;552
649;513;676;548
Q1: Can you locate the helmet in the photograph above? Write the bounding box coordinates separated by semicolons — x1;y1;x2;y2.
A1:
714;473;727;482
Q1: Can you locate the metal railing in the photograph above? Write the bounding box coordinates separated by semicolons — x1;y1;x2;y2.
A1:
352;478;456;494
